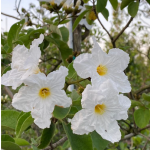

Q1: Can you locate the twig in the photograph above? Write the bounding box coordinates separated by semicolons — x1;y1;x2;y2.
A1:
44;136;68;150
4;86;13;99
113;17;134;43
135;84;150;95
139;133;150;141
15;0;22;15
67;78;86;85
1;12;20;20
142;140;149;150
92;0;114;47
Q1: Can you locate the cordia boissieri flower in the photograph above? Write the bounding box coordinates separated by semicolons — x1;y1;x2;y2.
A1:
1;34;44;89
73;37;131;93
12;66;72;129
71;79;131;143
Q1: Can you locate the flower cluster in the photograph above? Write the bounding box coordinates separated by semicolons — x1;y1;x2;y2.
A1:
1;34;72;129
71;38;131;143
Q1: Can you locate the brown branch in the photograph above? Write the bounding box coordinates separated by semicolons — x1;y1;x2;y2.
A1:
4;86;13;99
92;0;114;47
135;84;150;95
1;12;20;20
139;133;150;141
142;140;149;150
113;17;134;43
44;136;68;150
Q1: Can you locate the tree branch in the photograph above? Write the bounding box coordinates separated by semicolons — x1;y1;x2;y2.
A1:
139;133;150;141
50;60;62;72
135;84;150;95
44;136;68;150
113;17;134;43
1;12;20;20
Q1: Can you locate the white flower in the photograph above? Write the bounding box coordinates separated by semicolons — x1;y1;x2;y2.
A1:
73;37;131;93
71;79;131;143
20;14;28;23
12;66;72;129
1;34;44;89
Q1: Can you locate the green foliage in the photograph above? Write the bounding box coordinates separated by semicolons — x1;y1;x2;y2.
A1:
1;134;15;143
15;112;34;137
146;0;150;4
38;122;55;149
134;108;150;128
1;110;20;130
14;138;30;146
63;123;93;150
53;106;71;120
59;27;69;42
73;10;89;31
128;1;139;17
91;131;109;150
67;62;77;80
101;8;109;21
1;141;21;150
2;66;11;75
109;0;118;10
121;0;134;10
142;93;150;102
96;0;108;13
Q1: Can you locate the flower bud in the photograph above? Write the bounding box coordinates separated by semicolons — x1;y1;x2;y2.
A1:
88;10;97;21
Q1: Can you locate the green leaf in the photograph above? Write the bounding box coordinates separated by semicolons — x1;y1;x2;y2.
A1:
15;112;34;137
101;8;109;21
45;36;72;67
2;66;11;75
59;27;69;42
7;19;25;53
1;44;9;54
1;141;21;150
14;138;30;146
49;24;62;38
121;0;134;10
130;100;143;109
67;106;78;118
128;1;139;17
73;10;89;31
1;134;15;143
142;93;150;102
1;110;20;130
53;106;70;120
67;62;77;79
83;0;89;3
63;123;93;150
134;108;150;128
146;0;150;4
59;19;70;24
109;0;118;10
38;122;55;149
97;0;108;13
18;29;45;48
91;131;109;150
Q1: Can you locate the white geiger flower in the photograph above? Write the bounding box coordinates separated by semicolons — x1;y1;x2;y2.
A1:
38;0;66;6
73;37;131;93
12;66;72;129
1;34;44;89
71;79;131;143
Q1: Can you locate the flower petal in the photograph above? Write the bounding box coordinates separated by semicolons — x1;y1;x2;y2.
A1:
108;48;130;71
47;66;68;89
51;89;72;108
12;86;37;112
71;109;95;135
95;118;121;143
115;94;131;120
73;53;95;78
1;69;25;89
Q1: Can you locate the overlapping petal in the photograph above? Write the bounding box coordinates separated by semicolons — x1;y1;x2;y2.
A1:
1;34;44;89
73;38;131;93
12;67;71;129
71;79;131;143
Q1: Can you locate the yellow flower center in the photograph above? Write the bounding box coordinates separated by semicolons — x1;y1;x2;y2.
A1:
95;104;106;115
97;65;107;76
39;88;50;99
